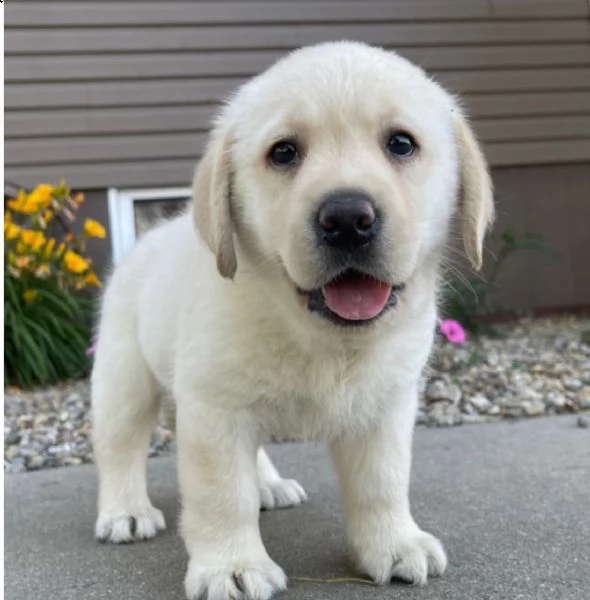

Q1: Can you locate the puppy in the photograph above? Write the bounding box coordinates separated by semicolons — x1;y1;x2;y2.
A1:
91;41;494;600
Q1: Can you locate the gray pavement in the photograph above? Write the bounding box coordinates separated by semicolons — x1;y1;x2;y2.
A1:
5;416;590;600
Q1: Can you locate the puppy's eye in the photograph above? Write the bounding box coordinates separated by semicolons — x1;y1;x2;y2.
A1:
386;132;415;158
269;141;299;167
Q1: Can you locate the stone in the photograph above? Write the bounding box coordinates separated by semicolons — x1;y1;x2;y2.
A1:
17;415;34;429
562;377;583;392
425;381;462;405
576;415;589;429
486;352;500;366
468;394;492;413
521;399;545;417
486;405;501;416
545;392;567;410
5;445;20;460
5;430;21;445
26;454;45;470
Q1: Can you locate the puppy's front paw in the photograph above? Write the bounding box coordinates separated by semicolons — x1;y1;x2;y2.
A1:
184;556;286;600
352;524;447;586
259;478;307;510
95;504;166;544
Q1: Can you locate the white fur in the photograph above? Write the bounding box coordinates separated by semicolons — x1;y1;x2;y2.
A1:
92;41;493;599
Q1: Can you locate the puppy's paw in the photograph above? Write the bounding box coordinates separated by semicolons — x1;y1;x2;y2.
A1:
259;478;307;511
185;556;287;600
353;525;447;586
95;505;166;543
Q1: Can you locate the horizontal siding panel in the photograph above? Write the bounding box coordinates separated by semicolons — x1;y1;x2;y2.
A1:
6;78;238;109
8;50;590;93
435;68;590;94
468;91;590;118
5;106;218;138
475;115;590;142
6;159;199;190
5;133;207;166
7;46;590;89
7;2;491;27
491;0;589;19
7;22;588;54
407;45;590;70
4;52;282;82
486;139;590;165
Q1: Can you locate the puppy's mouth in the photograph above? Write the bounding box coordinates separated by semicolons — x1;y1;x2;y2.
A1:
297;270;405;326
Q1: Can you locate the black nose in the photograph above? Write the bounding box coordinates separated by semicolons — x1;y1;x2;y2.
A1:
317;192;378;250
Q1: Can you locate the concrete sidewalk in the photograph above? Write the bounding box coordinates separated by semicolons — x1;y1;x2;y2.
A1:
5;416;589;600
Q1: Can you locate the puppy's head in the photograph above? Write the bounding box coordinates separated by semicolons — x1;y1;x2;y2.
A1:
193;42;494;327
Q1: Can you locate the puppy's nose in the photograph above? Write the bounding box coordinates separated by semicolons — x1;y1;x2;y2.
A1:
317;192;378;250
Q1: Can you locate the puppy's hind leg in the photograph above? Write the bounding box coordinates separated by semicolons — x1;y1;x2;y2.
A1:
92;331;165;544
257;447;307;510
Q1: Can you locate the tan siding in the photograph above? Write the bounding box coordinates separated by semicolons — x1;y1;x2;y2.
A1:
488;163;590;311
5;0;590;188
9;22;589;54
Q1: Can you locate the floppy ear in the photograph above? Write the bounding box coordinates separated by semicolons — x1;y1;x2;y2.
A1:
192;126;237;279
454;110;495;271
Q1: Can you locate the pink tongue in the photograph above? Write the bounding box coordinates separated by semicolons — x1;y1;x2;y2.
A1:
322;274;392;321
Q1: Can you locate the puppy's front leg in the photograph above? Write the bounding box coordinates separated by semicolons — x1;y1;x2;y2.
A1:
177;401;286;600
330;390;447;586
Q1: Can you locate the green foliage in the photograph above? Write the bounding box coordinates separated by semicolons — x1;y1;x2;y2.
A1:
443;229;559;334
4;269;94;389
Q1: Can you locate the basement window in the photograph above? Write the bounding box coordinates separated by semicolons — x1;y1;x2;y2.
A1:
107;187;191;263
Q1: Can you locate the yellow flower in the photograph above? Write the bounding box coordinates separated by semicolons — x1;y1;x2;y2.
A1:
83;218;106;239
83;271;102;287
73;192;85;205
8;185;54;214
7;190;34;214
23;290;39;304
27;184;54;210
20;229;46;251
42;209;54;223
55;242;66;257
4;222;21;240
63;250;89;274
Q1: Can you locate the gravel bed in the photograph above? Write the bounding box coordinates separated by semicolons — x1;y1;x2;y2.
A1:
5;317;590;473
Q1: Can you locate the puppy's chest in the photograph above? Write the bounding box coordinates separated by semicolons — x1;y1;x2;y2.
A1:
250;345;413;439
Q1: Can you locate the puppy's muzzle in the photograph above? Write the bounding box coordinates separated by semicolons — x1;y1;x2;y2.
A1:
316;191;380;251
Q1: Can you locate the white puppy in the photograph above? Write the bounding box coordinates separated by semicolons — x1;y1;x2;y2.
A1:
92;41;494;600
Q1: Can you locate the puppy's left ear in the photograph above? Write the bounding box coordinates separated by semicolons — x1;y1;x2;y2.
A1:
454;110;495;271
192;123;237;279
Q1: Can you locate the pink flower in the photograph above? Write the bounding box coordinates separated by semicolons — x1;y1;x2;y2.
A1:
85;340;97;357
438;319;466;344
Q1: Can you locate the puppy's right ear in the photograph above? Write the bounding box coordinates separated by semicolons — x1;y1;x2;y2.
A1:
192;125;237;279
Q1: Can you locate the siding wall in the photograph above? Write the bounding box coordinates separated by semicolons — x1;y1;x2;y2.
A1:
6;0;590;189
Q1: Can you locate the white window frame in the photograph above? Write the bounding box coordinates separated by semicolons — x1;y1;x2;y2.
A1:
107;187;191;263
